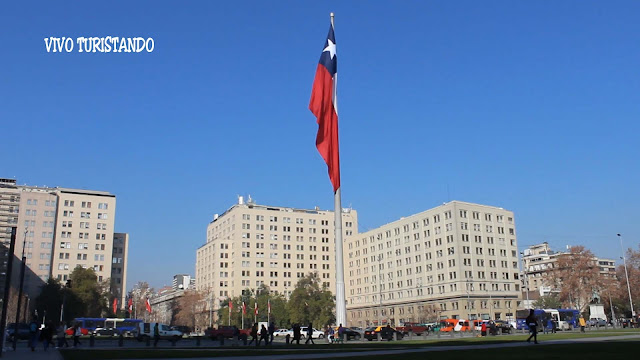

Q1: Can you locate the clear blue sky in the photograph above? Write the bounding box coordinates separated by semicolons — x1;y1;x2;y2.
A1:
2;1;638;290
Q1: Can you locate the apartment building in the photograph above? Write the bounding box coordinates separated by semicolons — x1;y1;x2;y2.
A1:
0;178;22;299
51;188;117;284
344;201;521;327
112;232;129;309
521;242;616;295
0;178;127;305
196;196;358;314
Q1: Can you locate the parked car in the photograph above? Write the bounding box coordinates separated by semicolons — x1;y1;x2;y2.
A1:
364;326;403;341
300;327;324;339
397;322;429;336
493;320;513;334
332;327;361;341
205;326;250;340
273;329;290;337
171;325;192;336
94;327;119;337
6;323;30;341
65;327;90;336
588;318;607;327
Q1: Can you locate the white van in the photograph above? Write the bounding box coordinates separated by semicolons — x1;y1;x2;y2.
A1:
135;322;182;341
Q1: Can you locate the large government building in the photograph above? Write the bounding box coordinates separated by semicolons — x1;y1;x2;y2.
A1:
195;196;358;302
344;201;521;327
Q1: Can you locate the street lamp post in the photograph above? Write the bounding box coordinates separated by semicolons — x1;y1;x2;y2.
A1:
618;234;635;317
466;277;473;321
377;255;382;326
520;251;529;308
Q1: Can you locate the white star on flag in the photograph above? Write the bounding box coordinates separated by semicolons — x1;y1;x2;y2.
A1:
323;39;336;59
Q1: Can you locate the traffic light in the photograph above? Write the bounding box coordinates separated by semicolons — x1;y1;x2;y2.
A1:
66;279;72;288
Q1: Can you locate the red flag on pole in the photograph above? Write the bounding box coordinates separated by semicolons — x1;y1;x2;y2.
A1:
242;302;246;315
254;302;258;316
145;298;152;314
229;301;233;311
112;298;118;314
268;299;271;315
127;297;133;312
309;21;340;193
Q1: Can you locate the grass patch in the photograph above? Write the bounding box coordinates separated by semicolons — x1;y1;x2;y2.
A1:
59;331;640;360
331;340;640;360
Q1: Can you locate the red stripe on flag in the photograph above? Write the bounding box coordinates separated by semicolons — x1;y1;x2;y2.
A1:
310;64;340;192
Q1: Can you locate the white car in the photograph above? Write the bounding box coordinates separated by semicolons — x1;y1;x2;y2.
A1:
273;329;290;337
300;327;324;339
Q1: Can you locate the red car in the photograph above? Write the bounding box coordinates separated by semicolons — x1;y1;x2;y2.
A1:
65;327;89;336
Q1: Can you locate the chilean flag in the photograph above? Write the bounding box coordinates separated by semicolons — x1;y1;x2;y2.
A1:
112;298;118;314
127;297;133;312
145;297;152;314
309;22;340;193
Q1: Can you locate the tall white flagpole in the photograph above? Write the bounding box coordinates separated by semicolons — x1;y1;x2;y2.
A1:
330;11;347;328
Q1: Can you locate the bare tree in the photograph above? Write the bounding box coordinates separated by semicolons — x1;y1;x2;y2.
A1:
417;304;441;323
546;246;606;312
130;281;154;320
173;290;206;331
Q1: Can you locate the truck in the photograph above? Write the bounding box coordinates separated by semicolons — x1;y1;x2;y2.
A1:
396;322;429;336
135;322;182;342
205;326;251;341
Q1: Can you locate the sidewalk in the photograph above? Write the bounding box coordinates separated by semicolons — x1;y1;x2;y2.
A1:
1;344;63;360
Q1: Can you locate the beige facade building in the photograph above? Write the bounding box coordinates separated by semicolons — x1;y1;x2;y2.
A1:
522;242;616;295
0;179;127;307
345;201;521;327
196;196;358;314
51;188;117;284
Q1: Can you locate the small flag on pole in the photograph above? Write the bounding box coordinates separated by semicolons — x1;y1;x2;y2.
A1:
254;302;258;316
127;297;133;312
145;298;152;314
242;301;246;315
113;298;118;314
309;19;340;193
268;299;271;316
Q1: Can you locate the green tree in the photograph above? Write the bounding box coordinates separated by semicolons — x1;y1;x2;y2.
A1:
287;272;335;328
34;278;83;325
69;266;107;317
533;294;562;309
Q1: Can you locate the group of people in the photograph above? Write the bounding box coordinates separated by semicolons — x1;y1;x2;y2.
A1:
247;322;276;346
23;318;84;351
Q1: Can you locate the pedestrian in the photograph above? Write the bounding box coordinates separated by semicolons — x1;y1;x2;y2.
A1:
73;323;82;347
579;316;586;333
328;326;335;343
153;323;160;347
551;319;557;334
41;322;53;351
481;321;487;337
248;323;258;346
293;323;301;345
384;324;393;341
28;317;39;351
526;309;539;344
56;323;66;348
232;325;239;346
304;323;315;344
258;325;268;346
337;323;345;342
268;322;275;345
